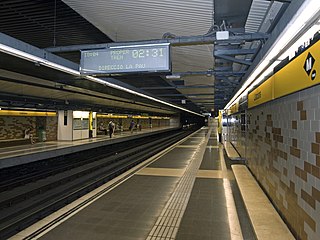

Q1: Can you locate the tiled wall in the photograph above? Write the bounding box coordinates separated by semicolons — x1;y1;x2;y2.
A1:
231;85;320;240
0;116;57;141
45;116;58;141
0;116;36;140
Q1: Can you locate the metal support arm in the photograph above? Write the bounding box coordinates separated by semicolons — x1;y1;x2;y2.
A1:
45;33;269;52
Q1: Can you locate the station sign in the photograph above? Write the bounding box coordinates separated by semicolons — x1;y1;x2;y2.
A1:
248;76;273;109
80;43;171;75
274;39;320;99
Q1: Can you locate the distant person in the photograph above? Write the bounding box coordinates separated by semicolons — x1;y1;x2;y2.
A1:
108;120;115;138
99;123;107;135
129;120;135;133
24;128;35;144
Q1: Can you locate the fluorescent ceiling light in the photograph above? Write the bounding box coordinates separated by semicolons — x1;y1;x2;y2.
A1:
225;0;320;109
109;43;170;49
0;44;80;76
0;43;203;117
166;74;181;79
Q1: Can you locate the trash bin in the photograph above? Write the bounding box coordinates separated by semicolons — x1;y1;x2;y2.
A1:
38;129;46;142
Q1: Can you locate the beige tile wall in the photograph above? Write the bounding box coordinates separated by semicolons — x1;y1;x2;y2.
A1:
231;85;320;240
0;116;57;141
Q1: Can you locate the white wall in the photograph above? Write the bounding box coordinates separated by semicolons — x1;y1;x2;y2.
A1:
57;110;73;141
73;129;89;140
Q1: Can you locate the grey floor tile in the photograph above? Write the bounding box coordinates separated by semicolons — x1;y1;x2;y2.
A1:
148;148;197;169
40;175;179;240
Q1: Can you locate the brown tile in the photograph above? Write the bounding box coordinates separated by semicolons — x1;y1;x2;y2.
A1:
266;120;273;127
266;132;270;139
295;148;301;158
283;168;288;176
311;165;320;179
297;101;303;111
300;110;307;120
300;231;308;240
289;181;295;192
301;208;316;232
312;187;320;202
277;128;281;135
301;189;316;209
311;143;320;155
292;138;298;148
317;155;320;167
290;146;301;158
295;166;307;181
279;150;283;158
304;161;312;174
266;114;271;120
292;120;297;130
273;135;277;141
272;127;281;135
316;132;320;144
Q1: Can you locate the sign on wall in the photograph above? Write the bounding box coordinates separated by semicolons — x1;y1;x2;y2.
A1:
248;38;320;109
80;43;171;75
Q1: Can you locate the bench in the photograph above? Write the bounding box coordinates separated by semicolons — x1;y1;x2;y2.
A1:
232;165;294;240
223;141;242;160
97;130;107;135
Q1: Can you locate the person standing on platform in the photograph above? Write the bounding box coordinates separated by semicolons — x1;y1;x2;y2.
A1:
108;120;115;138
129;120;135;133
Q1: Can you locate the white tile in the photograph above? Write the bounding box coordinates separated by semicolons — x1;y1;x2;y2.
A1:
311;120;319;131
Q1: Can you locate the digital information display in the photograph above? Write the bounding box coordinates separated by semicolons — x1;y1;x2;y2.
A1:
80;43;171;75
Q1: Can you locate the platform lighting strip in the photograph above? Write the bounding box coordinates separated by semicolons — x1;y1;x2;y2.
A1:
0;110;56;117
109;43;170;49
0;44;203;117
225;0;320;110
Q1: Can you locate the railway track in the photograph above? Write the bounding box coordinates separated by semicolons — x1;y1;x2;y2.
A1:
0;128;197;239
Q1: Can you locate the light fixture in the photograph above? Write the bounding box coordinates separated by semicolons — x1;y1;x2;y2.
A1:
109;43;170;49
225;0;320;110
0;41;204;117
0;43;80;76
166;74;181;79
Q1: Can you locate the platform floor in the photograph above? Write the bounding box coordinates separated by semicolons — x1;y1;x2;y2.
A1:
12;127;257;240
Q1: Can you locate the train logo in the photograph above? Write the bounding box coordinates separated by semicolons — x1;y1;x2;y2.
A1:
304;52;316;80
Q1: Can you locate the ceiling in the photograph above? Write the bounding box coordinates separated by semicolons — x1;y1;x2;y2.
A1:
0;0;290;116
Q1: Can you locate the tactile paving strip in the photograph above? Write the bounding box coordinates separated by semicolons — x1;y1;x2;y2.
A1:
146;128;211;240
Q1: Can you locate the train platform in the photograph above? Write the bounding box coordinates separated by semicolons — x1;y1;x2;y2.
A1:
11;126;294;240
0;126;178;170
